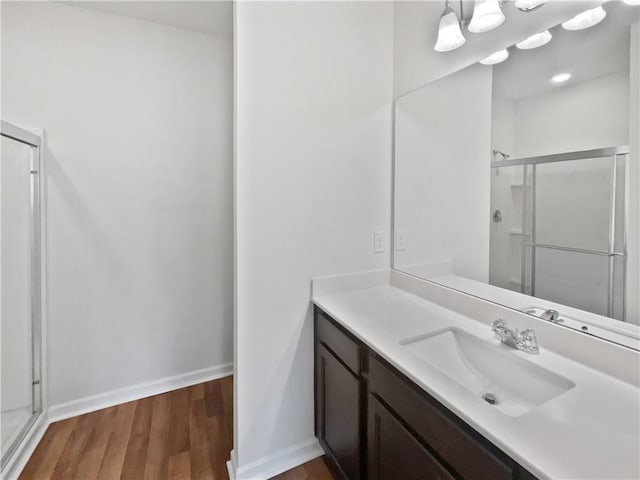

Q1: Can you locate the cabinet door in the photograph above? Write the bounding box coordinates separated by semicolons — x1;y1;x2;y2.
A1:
368;395;455;480
316;343;361;480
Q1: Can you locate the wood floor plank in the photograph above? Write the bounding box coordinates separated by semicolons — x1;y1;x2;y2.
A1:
167;387;190;456
272;464;308;480
271;457;335;480
205;415;229;480
95;401;137;480
17;377;331;480
49;412;99;480
188;398;215;480
167;451;191;480
302;457;334;480
120;396;154;479
204;380;223;418
74;406;118;480
188;383;205;400
219;376;233;440
142;392;172;480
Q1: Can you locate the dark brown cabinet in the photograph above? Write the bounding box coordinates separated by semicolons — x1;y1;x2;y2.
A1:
314;306;539;480
368;395;455;480
316;343;362;480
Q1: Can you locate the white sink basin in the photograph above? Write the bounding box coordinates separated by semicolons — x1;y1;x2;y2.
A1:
400;328;575;417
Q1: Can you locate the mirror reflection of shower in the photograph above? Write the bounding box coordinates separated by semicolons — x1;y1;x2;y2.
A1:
489;148;628;322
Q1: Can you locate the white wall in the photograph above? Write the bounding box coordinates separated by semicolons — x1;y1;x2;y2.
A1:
1;1;233;406
234;1;392;476
514;72;629;158
394;64;492;283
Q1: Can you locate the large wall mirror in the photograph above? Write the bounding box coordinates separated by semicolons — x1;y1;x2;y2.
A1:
393;1;640;350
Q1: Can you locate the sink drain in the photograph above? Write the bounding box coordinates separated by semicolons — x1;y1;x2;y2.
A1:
482;393;498;405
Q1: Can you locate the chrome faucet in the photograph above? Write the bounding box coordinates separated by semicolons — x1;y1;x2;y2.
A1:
491;319;539;354
541;309;562;323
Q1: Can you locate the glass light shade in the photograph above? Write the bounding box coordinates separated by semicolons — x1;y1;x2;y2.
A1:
516;30;552;50
514;0;548;11
562;6;606;31
479;49;509;65
434;6;466;52
468;0;505;33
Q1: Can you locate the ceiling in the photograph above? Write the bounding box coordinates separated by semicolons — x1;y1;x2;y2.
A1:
59;1;232;38
493;1;639;101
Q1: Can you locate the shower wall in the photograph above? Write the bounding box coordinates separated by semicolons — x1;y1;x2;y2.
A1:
1;1;234;406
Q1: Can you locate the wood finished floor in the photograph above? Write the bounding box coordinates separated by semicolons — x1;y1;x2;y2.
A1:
18;376;334;480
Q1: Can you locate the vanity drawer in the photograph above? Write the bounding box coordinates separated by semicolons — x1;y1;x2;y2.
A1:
316;309;361;375
369;354;515;480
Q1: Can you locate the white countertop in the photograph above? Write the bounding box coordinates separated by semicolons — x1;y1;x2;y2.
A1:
312;281;640;480
427;273;640;350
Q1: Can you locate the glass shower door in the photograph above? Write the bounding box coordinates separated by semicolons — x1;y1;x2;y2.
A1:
1;122;42;469
524;152;627;321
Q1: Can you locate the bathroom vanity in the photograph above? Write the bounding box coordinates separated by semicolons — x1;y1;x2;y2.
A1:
315;307;538;480
312;271;640;480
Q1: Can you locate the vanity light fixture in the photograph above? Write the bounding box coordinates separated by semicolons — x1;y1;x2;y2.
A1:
434;0;466;52
516;30;552;49
514;0;548;12
468;0;505;33
561;6;607;31
551;72;572;83
479;49;509;65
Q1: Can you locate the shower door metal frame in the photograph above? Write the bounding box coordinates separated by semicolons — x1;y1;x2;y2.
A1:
491;146;629;321
1;120;44;471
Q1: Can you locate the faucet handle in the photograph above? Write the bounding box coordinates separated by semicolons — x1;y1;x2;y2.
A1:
491;318;507;332
517;328;540;354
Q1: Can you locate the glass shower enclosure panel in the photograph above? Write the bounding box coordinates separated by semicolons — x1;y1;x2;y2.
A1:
1;123;42;469
524;152;627;321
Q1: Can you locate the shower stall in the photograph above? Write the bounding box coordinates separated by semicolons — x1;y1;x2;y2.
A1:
489;146;628;322
1;121;44;472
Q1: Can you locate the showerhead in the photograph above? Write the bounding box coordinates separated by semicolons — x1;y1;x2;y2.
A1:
493;149;510;161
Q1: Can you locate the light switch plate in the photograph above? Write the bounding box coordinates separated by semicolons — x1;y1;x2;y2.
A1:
374;231;385;253
395;230;407;251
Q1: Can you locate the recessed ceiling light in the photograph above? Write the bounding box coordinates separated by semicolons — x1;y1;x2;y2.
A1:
562;6;607;31
516;30;552;50
551;73;572;84
479;49;509;65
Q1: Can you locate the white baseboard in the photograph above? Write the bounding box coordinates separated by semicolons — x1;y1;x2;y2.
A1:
48;362;233;422
227;438;324;480
1;412;49;480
